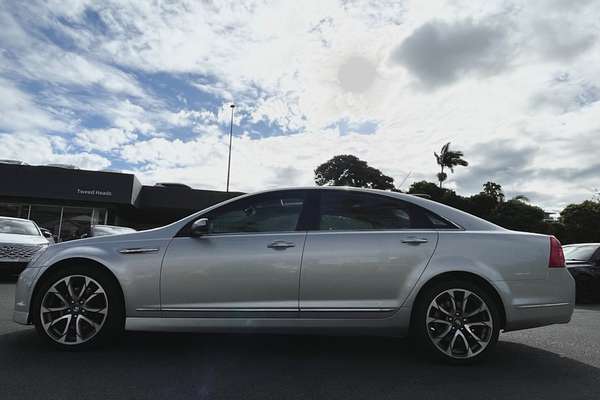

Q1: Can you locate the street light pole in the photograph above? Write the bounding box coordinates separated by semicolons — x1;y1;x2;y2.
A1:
226;104;235;192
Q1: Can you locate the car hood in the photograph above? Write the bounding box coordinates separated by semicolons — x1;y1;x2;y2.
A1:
0;233;48;246
49;224;179;250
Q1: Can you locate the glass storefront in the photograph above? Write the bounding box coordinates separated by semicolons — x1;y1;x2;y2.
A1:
0;203;29;219
0;202;107;242
29;205;62;240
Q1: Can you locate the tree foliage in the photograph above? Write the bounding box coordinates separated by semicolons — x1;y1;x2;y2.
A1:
481;181;505;203
314;155;395;190
409;181;551;236
492;200;546;232
560;201;600;243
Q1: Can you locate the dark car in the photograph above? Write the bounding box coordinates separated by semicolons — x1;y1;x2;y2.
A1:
81;225;136;239
563;243;600;304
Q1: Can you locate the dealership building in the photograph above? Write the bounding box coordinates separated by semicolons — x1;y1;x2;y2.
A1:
0;163;241;242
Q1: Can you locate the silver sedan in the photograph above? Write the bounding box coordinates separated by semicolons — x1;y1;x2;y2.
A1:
13;187;575;363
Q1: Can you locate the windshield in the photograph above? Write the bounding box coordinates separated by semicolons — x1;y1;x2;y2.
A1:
0;218;40;236
563;245;598;261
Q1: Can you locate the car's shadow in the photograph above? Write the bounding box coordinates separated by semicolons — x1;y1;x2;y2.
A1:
1;328;599;400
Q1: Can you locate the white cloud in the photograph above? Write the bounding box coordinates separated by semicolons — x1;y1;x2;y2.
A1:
0;132;111;170
1;0;600;209
0;8;145;97
0;78;66;132
74;128;137;152
165;109;218;127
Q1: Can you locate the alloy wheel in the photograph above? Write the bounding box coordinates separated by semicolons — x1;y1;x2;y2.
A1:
426;288;493;359
39;275;108;345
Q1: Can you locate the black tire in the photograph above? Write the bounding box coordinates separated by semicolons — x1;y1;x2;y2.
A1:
412;279;501;364
32;264;125;350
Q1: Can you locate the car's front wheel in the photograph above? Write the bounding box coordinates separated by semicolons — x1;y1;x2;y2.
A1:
414;280;501;363
32;265;124;350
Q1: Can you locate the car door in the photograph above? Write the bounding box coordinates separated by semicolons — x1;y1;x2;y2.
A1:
161;190;308;317
299;190;443;317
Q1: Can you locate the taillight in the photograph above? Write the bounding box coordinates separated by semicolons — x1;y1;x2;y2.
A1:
549;236;565;268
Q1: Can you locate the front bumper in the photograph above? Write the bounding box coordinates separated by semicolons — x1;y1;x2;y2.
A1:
13;310;29;325
0;261;29;274
12;267;42;325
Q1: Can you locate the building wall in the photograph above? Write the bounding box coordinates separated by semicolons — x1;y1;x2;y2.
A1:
0;164;243;241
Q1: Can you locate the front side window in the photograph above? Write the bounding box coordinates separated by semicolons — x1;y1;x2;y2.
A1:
206;191;306;234
318;191;454;231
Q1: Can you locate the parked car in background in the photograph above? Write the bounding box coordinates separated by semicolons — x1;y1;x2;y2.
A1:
0;216;49;275
563;243;600;304
39;228;55;244
13;187;575;363
80;225;136;239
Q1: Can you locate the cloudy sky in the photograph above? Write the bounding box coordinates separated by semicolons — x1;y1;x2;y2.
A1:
1;0;599;210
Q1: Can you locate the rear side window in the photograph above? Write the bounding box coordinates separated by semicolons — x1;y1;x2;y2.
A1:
423;210;458;229
206;191;306;234
318;191;456;231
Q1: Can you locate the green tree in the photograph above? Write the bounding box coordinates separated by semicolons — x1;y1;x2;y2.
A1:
481;181;505;203
513;195;530;202
434;142;469;188
409;180;551;234
465;182;505;220
314;155;395;190
407;180;471;210
560;201;600;244
492;199;547;233
407;180;446;200
467;193;500;220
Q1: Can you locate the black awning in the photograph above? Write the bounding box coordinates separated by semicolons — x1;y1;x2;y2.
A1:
1;164;140;205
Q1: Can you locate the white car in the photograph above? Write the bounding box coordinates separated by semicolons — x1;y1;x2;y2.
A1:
0;216;49;275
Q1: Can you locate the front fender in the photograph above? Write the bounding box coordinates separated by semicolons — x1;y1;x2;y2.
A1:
16;238;170;323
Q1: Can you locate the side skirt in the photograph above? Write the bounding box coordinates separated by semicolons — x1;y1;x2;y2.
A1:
148;308;398;320
125;308;411;336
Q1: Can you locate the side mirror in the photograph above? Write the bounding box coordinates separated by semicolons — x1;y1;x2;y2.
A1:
40;228;55;243
190;218;209;237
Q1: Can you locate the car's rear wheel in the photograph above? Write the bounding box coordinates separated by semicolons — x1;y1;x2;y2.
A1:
413;280;501;364
32;265;124;350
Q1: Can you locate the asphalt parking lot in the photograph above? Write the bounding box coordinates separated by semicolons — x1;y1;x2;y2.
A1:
1;278;599;400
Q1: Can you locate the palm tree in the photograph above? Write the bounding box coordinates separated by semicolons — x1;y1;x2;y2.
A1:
434;142;469;188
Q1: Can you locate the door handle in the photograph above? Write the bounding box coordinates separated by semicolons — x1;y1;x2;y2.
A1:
267;241;295;250
401;238;428;244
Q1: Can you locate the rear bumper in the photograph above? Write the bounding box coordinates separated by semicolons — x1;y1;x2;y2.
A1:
499;268;576;331
504;302;573;331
